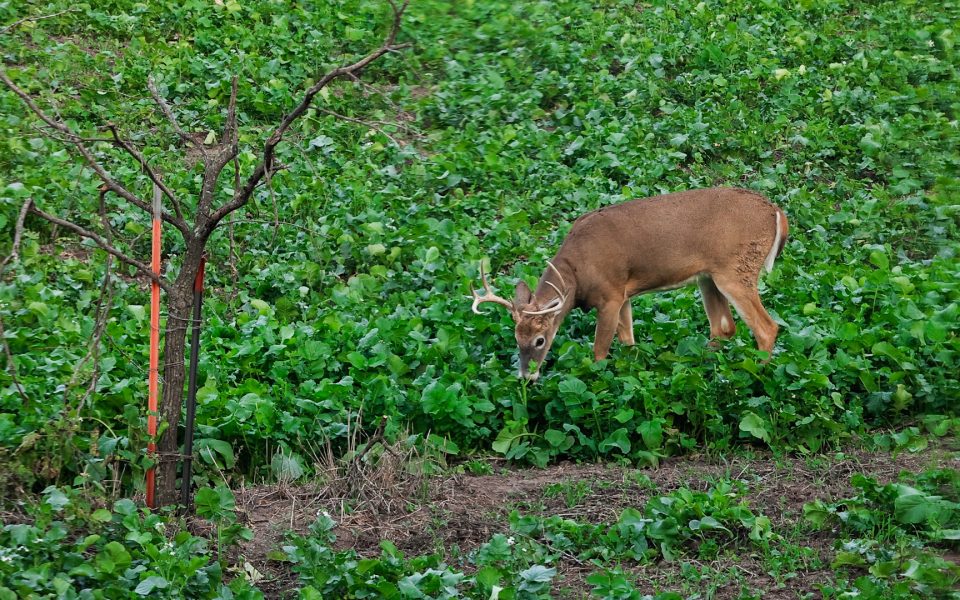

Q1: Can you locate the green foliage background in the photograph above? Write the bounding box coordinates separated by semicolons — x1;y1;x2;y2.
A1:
0;0;958;491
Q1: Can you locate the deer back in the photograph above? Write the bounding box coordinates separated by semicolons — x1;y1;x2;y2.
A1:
552;187;784;309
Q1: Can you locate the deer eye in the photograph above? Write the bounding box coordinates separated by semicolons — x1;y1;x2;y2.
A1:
534;336;546;348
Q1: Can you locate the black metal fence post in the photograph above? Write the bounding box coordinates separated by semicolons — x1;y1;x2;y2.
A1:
181;255;206;511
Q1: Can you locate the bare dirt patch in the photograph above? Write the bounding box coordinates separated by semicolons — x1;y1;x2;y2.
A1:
236;439;957;598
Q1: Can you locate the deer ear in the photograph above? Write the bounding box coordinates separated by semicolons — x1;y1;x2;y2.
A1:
513;280;533;308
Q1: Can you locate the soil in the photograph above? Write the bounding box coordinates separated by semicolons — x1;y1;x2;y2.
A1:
235;438;959;599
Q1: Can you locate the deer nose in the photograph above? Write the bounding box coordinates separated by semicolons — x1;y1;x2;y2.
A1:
518;370;539;382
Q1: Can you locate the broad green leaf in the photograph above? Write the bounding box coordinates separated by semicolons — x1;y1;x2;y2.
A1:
599;428;631;454
135;575;169;595
739;412;771;443
42;486;70;511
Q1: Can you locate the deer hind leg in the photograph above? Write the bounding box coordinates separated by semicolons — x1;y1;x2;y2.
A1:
617;300;635;346
697;276;736;347
712;275;779;357
594;300;624;361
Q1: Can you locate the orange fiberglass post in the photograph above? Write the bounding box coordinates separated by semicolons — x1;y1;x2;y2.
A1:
145;184;161;508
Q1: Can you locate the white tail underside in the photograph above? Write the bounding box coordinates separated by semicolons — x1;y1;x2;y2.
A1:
762;211;782;274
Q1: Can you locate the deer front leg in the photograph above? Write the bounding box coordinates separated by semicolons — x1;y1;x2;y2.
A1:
617;300;635;346
593;301;623;361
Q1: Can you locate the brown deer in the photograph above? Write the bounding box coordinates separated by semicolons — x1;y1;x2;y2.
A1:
472;187;789;380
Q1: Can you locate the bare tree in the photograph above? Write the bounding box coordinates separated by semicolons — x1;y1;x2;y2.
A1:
0;1;410;505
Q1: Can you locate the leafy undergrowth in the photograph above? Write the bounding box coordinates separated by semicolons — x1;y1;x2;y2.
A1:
0;488;261;599
1;0;958;496
286;481;771;598
1;436;957;598
806;468;960;598
237;435;955;599
0;0;958;597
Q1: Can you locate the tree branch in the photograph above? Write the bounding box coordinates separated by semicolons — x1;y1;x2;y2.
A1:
105;123;187;226
0;198;33;277
30;125;115;144
202;0;410;236
64;188;117;415
0;314;30;407
64;252;113;414
1;9;73;35
147;77;201;152
346;72;404;111
224;76;239;148
196;77;241;222
0;68;192;237
30;205;172;293
0;198;34;407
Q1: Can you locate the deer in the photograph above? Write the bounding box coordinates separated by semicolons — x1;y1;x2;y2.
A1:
471;187;789;381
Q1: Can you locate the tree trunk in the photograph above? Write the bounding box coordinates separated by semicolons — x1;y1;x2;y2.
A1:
157;247;203;506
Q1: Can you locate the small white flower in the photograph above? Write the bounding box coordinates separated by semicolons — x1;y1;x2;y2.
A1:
506;536;515;546
928;40;935;47
0;546;21;564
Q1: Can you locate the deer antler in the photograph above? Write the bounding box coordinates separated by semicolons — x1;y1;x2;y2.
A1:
471;262;514;314
546;260;567;290
522;260;568;315
522;297;565;315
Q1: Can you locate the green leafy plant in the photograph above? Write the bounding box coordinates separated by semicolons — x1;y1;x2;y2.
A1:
0;0;958;596
0;490;261;599
510;480;773;564
194;484;253;559
805;469;960;595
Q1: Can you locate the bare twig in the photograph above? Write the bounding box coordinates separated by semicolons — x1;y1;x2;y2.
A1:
98;185;115;243
0;9;73;35
104;123;187;224
319;80;424;138
65;255;113;414
354;416;388;465
0;314;30;406
29;205;171;293
224;76;239;148
147;77;199;151
346;73;404;111
316;108;402;148
0;198;33;405
226;158;241;308
30;124;115;144
292;141;321;181
0;68;192;237
228;218;319;237
203;0;411;236
266;168;280;246
64;188;117;413
0;198;33;277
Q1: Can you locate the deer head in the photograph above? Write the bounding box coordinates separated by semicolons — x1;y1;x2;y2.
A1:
472;261;570;381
